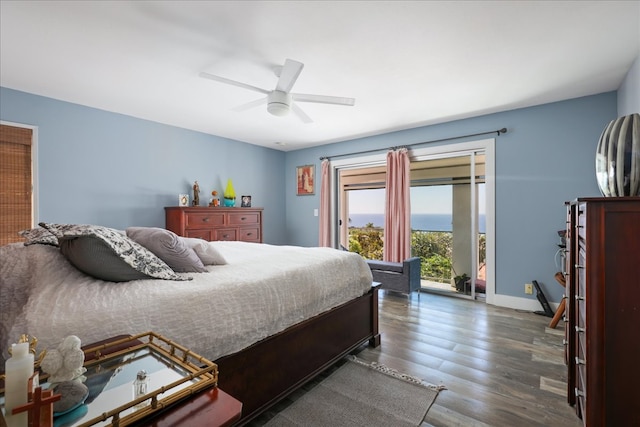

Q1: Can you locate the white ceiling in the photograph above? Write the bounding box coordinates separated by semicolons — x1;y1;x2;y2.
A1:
1;1;639;151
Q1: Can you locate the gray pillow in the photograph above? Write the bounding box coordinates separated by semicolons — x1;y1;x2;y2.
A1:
40;223;188;282
180;237;227;265
126;227;207;273
59;236;150;282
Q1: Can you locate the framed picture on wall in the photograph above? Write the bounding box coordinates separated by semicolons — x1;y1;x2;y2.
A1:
296;165;315;196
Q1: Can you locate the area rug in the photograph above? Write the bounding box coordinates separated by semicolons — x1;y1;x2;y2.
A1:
263;355;445;427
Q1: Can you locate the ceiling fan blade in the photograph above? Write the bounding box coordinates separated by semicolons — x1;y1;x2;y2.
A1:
231;97;267;112
291;103;313;124
292;93;355;106
199;71;270;95
276;59;304;93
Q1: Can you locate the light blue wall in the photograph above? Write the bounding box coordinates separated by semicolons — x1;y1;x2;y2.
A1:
618;55;640;116
0;85;619;303
0;87;287;244
284;93;618;302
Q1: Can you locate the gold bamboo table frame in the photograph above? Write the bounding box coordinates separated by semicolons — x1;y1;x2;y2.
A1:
1;332;218;427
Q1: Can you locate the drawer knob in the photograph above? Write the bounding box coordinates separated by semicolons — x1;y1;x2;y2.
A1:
575;357;586;365
246;232;253;236
202;217;209;222
240;217;247;221
223;234;230;238
575;326;585;333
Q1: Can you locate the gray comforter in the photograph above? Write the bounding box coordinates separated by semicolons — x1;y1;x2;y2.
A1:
0;241;372;366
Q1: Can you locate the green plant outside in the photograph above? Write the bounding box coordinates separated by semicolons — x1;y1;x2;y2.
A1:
348;226;485;282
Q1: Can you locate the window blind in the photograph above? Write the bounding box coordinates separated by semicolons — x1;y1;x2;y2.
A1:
0;124;33;245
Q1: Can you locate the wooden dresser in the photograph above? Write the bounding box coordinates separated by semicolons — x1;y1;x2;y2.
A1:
165;207;263;243
564;197;640;426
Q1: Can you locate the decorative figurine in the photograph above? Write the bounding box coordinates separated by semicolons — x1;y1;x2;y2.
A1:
40;336;86;384
209;190;220;207
192;181;200;206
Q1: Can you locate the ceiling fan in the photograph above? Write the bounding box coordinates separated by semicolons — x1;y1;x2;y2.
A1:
199;59;355;123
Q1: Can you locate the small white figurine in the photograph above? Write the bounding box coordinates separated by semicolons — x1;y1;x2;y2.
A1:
40;335;86;384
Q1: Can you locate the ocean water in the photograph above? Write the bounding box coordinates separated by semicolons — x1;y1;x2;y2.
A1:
348;213;486;233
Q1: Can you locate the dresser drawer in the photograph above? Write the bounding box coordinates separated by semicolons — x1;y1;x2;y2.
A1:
576;295;586;332
239;226;260;242
575;338;587;422
184;212;225;229
214;228;238;241
184;229;213;240
228;211;260;225
576;247;586;296
576;203;587;239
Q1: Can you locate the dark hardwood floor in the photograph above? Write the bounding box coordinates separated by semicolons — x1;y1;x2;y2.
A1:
250;290;581;427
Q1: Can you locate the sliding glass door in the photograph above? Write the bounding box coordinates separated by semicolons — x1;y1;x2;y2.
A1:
410;152;486;299
336;148;488;301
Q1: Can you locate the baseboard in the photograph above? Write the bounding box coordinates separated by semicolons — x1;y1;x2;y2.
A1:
491;294;559;312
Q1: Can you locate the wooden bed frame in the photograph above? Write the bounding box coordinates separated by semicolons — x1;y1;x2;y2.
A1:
1;286;379;426
215;283;381;425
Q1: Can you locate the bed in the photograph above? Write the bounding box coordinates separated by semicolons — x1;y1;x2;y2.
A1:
0;224;380;424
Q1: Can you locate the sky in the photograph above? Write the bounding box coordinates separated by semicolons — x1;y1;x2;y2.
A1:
348;185;485;214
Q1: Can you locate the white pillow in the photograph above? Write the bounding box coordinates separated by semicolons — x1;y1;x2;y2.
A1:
180;237;227;265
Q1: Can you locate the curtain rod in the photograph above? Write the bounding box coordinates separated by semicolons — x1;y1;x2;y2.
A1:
319;127;507;161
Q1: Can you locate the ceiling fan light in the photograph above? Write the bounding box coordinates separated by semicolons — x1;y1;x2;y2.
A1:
267;102;290;116
267;91;291;117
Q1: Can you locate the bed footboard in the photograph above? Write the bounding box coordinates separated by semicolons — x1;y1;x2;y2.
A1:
215;283;380;425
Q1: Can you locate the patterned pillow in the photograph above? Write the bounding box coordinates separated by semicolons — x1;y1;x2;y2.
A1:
18;227;59;246
39;223;189;282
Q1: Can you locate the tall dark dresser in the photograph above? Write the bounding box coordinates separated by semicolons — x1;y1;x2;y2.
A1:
564;197;640;426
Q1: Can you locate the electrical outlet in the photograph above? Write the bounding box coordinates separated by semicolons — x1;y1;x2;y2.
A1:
525;283;533;295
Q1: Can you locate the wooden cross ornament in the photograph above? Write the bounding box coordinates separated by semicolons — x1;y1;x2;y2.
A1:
11;373;61;427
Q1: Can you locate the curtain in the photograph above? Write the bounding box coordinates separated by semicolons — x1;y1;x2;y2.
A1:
318;159;332;247
383;148;410;262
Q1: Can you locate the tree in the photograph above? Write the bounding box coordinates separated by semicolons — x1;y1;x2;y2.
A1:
412;231;453;280
348;225;383;260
